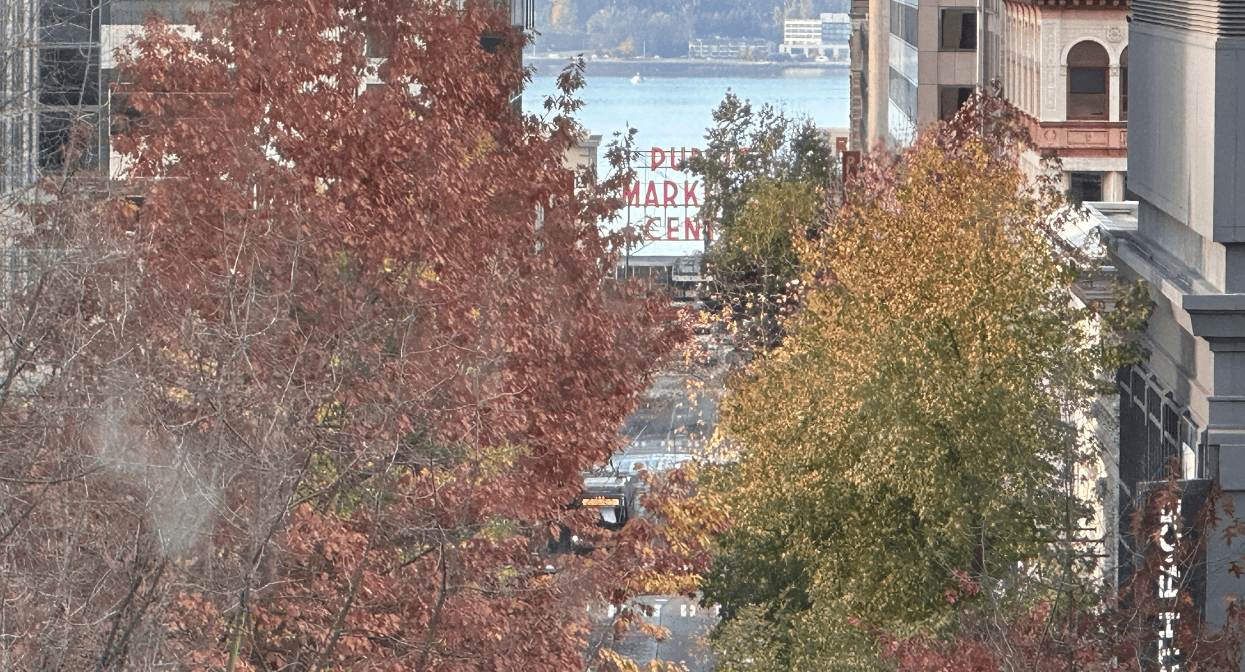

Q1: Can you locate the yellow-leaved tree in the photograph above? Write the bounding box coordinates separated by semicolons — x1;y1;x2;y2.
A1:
702;95;1141;671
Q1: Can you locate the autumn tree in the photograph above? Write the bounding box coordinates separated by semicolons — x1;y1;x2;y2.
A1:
700;95;1138;671
877;475;1245;672
0;1;718;670
682;92;834;352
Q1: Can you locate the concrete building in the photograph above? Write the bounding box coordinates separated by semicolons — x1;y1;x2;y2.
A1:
1098;0;1245;627
988;0;1130;201
859;0;1130;202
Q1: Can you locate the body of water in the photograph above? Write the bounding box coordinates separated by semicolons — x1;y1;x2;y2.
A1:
523;67;851;256
523;67;851;154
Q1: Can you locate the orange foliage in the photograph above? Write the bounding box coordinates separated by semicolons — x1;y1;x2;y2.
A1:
0;1;710;670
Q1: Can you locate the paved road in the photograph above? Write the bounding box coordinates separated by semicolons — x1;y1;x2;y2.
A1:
611;333;733;475
592;332;734;670
608;595;719;672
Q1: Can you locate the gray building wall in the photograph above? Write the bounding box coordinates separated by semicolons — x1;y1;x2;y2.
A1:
1107;0;1245;628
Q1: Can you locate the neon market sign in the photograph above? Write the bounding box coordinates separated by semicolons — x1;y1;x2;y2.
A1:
621;148;714;243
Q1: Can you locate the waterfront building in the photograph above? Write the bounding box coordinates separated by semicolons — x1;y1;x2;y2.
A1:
687;36;775;60
781;13;850;59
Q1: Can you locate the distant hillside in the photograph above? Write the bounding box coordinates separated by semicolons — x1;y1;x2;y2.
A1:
530;0;850;59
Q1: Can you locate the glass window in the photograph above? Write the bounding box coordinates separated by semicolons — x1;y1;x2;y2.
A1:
39;45;100;106
1066;41;1108;119
940;9;976;51
890;1;918;46
1069;172;1103;203
939;86;973;121
890;67;917;121
1120;47;1129;121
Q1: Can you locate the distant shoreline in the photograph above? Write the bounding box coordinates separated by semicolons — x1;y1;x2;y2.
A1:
526;56;849;79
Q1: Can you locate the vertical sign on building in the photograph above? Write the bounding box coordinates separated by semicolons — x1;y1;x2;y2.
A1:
1156;498;1183;672
1131;479;1211;672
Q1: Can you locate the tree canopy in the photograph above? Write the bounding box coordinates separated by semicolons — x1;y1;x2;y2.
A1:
701;97;1134;670
0;1;718;670
684;92;835;352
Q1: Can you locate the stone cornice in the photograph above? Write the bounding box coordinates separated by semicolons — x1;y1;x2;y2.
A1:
1003;0;1130;8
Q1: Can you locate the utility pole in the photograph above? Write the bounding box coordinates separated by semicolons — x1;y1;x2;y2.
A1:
865;0;889;151
976;0;986;93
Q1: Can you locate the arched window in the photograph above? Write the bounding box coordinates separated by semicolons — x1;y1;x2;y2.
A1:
1067;41;1108;120
1120;47;1129;121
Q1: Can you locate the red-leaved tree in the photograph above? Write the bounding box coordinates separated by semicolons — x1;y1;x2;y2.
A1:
0;1;722;670
876;475;1245;672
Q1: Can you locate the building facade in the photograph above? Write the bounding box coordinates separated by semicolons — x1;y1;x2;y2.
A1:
990;0;1130;201
860;0;1130;203
1100;0;1245;627
884;0;980;144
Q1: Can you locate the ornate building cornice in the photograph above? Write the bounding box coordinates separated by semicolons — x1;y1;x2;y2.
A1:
1133;0;1245;36
1003;0;1130;7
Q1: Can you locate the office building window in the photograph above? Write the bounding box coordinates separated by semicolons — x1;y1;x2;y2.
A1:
1117;365;1204;486
1069;172;1102;203
1067;40;1108;119
939;86;973;121
940;9;976;51
890;1;918;46
39;45;101;106
38;110;73;170
890;68;917;121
